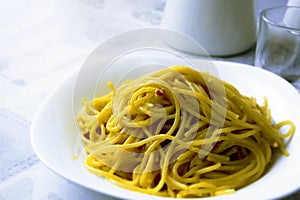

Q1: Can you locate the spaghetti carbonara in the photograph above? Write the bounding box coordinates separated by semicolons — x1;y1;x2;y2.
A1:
77;66;294;198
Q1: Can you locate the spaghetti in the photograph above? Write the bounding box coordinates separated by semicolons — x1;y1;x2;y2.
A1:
77;66;294;198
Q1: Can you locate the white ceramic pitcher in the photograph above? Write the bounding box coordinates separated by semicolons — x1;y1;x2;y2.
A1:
161;0;257;56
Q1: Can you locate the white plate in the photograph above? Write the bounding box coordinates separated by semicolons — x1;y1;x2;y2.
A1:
31;57;300;200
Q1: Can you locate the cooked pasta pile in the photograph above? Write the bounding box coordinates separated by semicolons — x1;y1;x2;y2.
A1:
77;66;295;198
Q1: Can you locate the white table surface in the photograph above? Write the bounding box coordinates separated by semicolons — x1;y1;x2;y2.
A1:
1;0;299;199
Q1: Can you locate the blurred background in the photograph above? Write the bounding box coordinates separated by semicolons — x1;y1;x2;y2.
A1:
0;0;288;121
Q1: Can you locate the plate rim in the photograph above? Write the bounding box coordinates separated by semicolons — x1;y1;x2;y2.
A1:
30;59;300;200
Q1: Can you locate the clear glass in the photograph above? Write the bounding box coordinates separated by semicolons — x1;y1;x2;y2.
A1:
255;6;300;82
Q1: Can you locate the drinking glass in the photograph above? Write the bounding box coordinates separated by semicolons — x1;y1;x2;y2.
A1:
255;6;300;82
